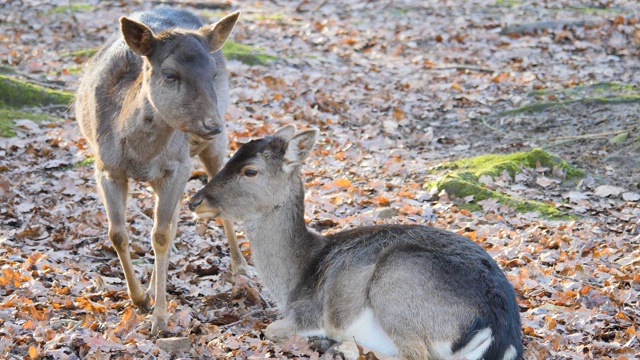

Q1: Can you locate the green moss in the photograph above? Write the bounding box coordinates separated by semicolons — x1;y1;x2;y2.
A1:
430;149;584;219
0;75;73;109
515;82;640;116
566;5;624;15
437;177;566;218
528;82;638;99
250;13;285;21
498;95;640;116
61;48;97;58
437;148;584;180
0;109;52;137
0;76;71;137
495;0;520;7
610;132;628;144
222;40;278;66
76;156;95;167
47;3;94;14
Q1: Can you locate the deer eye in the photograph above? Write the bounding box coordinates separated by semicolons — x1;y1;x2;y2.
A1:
162;70;178;82
243;169;258;177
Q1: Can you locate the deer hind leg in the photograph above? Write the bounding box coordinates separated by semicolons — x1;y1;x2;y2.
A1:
149;166;189;335
96;171;150;313
198;141;249;276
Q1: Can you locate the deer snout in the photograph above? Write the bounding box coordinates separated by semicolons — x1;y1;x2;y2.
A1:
188;192;204;212
203;123;223;136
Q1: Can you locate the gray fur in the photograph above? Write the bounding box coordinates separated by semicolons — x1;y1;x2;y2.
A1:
75;8;245;335
189;128;523;359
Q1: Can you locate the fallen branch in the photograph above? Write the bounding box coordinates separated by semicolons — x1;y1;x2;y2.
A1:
430;65;495;73
543;129;629;141
496;95;640;117
314;0;328;12
500;20;602;36
480;116;524;140
150;0;231;9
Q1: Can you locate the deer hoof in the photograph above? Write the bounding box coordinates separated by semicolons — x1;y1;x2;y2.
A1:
134;293;152;314
151;316;168;336
231;259;250;277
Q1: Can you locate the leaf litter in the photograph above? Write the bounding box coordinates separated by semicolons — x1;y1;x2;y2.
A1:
1;0;639;359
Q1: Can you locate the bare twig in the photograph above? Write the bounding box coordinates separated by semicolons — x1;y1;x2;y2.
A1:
77;254;112;261
542;129;629;142
430;65;495;73
150;0;231;9
500;20;602;36
15;71;67;90
218;318;245;330
247;278;273;309
480;116;524;140
314;0;328;11
132;207;153;224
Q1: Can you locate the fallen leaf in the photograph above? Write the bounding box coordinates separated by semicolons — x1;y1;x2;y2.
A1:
594;185;626;198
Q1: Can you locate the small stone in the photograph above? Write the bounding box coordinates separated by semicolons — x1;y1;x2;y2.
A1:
376;207;398;219
156;337;191;353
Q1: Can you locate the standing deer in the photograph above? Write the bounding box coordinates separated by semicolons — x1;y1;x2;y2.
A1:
75;8;247;335
189;125;523;360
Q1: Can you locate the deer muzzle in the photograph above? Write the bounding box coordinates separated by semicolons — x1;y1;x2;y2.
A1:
188;192;204;212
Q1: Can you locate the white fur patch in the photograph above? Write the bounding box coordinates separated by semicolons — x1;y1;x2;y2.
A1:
298;328;327;338
342;308;398;356
452;327;493;360
502;345;517;360
194;211;217;219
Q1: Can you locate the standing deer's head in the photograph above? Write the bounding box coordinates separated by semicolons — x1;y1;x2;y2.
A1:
120;11;240;139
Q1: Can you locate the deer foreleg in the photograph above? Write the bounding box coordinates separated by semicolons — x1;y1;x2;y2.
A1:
149;165;189;335
96;171;151;313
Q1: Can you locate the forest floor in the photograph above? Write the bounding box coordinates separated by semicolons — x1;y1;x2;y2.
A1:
0;0;639;359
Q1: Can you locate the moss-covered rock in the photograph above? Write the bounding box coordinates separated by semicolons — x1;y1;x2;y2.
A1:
0;75;72;137
222;40;278;66
437;148;584;180
0;75;73;109
429;148;584;219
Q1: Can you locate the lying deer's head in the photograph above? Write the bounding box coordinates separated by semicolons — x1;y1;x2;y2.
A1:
189;125;318;221
120;11;240;140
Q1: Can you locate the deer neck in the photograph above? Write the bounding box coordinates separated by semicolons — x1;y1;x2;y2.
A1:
118;78;179;162
243;182;325;309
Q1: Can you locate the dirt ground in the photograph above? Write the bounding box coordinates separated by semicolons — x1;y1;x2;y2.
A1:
1;0;639;359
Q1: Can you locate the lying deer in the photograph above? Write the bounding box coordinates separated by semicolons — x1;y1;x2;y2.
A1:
75;8;247;335
189;125;523;360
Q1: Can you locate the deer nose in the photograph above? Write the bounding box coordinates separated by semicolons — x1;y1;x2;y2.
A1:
188;195;203;212
203;124;223;136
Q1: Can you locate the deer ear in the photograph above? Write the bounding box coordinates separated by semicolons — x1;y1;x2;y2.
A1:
120;17;155;56
199;11;240;52
284;129;318;166
273;124;296;142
